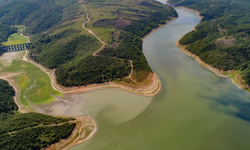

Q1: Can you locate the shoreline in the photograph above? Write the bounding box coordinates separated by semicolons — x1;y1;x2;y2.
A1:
8;4;185;149
176;25;250;92
0;52;98;150
23;50;161;96
0;73;98;150
176;6;203;30
20;3;162;97
0;72;32;113
143;17;177;39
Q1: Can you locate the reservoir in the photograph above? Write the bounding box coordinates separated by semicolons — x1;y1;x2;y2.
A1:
68;6;250;150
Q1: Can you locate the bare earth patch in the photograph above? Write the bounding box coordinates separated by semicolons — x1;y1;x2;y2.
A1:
0;51;23;67
94;18;130;29
0;52;97;150
215;37;235;47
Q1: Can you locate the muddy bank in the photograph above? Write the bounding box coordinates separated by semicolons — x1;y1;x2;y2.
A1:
0;51;97;150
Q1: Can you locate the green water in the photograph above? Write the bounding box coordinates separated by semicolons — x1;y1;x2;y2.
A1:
68;7;250;150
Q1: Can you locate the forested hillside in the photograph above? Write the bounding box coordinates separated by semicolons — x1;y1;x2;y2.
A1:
0;0;80;35
0;0;177;86
26;0;177;86
0;79;76;150
170;0;250;86
0;24;17;45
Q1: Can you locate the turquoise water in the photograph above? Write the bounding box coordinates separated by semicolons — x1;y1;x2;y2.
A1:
68;7;250;150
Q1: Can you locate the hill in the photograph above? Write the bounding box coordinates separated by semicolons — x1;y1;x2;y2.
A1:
170;0;250;87
6;0;177;87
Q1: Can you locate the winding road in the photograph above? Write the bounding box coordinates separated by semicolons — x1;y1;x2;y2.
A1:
81;4;106;56
19;4;160;97
81;4;137;83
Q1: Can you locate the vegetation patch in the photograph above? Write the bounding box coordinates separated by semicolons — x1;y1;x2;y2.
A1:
29;29;100;69
172;0;250;86
1;52;61;105
56;56;131;86
0;24;17;45
1;0;177;87
215;37;235;48
0;79;76;150
93;18;130;28
98;32;152;82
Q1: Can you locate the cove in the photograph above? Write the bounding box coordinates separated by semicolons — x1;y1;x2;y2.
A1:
67;6;250;150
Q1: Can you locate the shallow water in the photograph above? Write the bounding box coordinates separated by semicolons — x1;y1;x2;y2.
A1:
67;7;250;150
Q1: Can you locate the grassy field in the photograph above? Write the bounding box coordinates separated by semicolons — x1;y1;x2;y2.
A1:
0;51;62;106
2;33;29;45
2;26;30;46
0;30;61;106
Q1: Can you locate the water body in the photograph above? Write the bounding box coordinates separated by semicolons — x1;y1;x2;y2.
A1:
68;6;250;150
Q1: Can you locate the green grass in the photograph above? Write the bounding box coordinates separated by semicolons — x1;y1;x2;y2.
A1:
0;29;58;106
2;33;29;46
0;52;62;106
223;70;239;78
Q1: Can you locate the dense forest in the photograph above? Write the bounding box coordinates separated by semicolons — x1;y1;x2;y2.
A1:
29;29;100;69
0;23;17;55
56;56;131;86
170;0;250;85
0;79;76;150
98;32;152;73
0;0;79;35
0;80;17;113
0;24;17;45
124;1;178;37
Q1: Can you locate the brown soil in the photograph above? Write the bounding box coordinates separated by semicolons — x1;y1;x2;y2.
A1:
46;116;97;150
215;37;235;47
0;71;97;150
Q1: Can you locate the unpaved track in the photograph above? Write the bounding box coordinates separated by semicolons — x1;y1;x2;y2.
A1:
82;4;106;57
126;60;138;84
20;4;161;96
82;4;139;83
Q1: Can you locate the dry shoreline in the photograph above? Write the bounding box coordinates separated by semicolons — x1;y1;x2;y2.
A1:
175;6;250;92
0;72;97;150
143;17;177;39
25;4;161;97
24;51;161;96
